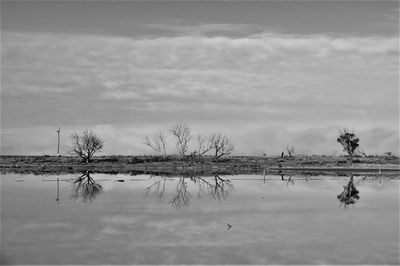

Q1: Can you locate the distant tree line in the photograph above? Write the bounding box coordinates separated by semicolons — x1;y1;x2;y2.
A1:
69;125;365;165
143;122;234;159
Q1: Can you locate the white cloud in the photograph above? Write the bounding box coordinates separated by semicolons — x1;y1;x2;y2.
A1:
1;30;398;155
141;23;263;37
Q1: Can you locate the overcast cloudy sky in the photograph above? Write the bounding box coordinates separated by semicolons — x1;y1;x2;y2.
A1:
1;1;399;156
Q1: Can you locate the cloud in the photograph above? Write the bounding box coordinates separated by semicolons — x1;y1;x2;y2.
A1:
1;30;398;155
141;23;264;37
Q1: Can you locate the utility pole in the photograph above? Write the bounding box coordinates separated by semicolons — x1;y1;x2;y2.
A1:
57;127;61;157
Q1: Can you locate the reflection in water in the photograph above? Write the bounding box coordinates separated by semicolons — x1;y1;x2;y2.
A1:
337;175;360;206
56;177;59;204
145;175;167;200
71;171;103;203
3;173;399;265
145;175;233;209
56;172;398;210
170;177;190;209
145;174;400;209
197;175;233;201
277;173;296;186
286;176;295;187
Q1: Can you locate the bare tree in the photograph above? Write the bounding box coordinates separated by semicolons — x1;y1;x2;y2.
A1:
70;130;104;163
337;129;360;164
286;145;295;157
210;133;234;159
169;122;191;156
143;130;167;156
196;134;213;157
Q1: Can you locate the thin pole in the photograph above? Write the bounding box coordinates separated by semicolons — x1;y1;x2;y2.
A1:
57;127;60;156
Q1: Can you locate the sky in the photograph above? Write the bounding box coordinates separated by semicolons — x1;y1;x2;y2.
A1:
1;0;399;156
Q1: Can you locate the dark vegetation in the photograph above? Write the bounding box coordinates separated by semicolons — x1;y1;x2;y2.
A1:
1;154;398;175
337;129;360;164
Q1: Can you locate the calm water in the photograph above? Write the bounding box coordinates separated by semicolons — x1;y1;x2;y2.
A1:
1;173;399;265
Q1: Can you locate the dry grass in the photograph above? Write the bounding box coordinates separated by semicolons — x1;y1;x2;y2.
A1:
1;154;398;175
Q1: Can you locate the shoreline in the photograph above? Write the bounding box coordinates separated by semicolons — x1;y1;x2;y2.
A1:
1;155;399;175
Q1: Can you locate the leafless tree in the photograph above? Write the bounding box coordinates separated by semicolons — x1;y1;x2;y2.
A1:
169;122;191;156
210;133;234;159
286;145;295;157
143;130;167;156
70;130;104;163
196;134;213;157
71;172;103;203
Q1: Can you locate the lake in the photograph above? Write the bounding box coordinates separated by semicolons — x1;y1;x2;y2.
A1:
1;173;399;265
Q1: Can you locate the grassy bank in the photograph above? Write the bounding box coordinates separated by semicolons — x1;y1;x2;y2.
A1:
1;154;399;175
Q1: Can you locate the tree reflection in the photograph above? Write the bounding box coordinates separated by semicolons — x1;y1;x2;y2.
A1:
337;175;360;207
197;175;233;201
145;174;234;209
170;177;190;209
145;175;167;200
71;171;103;203
279;174;295;186
286;175;295;187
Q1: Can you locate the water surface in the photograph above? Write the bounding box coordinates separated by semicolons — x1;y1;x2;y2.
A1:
1;173;399;265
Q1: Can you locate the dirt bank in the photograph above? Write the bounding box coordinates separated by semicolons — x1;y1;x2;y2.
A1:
1;154;399;175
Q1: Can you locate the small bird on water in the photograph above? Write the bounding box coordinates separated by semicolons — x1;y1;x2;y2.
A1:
227;224;232;230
